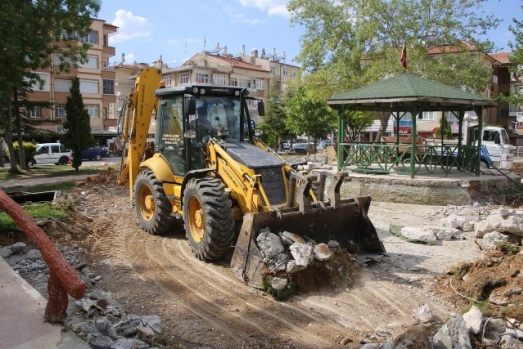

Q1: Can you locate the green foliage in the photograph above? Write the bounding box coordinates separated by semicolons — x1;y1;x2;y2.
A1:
61;78;95;171
256;121;278;148
453;262;471;277
262;277;298;301
495;241;521;255
264;82;293;147
436;114;452;139
503;3;523;109
13;142;36;165
342;110;376;141
284;84;337;143
0;202;68;231
287;0;499;98
0;0;100;171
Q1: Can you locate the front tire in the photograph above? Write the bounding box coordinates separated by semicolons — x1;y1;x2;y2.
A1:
183;177;234;261
134;170;173;235
58;156;69;165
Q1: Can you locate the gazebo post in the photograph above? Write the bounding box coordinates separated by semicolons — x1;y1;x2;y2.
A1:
337;107;345;171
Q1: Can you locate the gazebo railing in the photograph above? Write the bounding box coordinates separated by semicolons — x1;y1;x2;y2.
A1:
339;142;481;177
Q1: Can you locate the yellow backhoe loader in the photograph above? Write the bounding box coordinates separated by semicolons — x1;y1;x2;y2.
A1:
117;67;384;288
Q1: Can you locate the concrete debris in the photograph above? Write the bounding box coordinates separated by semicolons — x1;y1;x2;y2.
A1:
289;242;314;267
414;303;436;323
400;227;438;245
271;277;288;290
431;313;472;349
462;305;483;335
279;230;306;245
256;229;285;260
314;243;332;261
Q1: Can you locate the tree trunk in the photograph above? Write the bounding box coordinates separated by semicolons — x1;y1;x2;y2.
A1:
13;88;27;170
5;100;18;172
375;111;391;142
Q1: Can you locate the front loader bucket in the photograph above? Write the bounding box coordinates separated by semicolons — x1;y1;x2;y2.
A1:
231;189;385;288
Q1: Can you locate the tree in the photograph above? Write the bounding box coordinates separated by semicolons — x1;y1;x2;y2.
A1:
62;78;95;171
0;0;100;171
285;85;336;153
263;82;292;150
287;0;500;140
501;3;523;113
342;110;376;142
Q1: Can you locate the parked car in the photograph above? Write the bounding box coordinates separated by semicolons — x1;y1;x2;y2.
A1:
32;143;71;165
77;146;110;161
291;142;324;154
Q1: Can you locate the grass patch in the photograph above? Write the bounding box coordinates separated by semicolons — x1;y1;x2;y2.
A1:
0;202;68;231
0;164;106;180
5;182;77;193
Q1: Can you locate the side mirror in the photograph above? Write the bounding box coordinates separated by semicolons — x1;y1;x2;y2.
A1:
258;100;265;116
254;128;264;137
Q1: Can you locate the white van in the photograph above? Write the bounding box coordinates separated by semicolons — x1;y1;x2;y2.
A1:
468;126;515;169
32;143;71;165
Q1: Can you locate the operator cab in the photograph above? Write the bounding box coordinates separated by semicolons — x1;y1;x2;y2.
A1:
155;84;264;175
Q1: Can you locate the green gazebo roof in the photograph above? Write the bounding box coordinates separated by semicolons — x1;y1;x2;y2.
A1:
327;72;497;112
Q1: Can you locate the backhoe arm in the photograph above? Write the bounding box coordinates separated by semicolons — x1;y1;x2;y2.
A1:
117;67;162;200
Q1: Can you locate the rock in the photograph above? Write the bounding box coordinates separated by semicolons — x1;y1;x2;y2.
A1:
500;334;523;349
95;317;118;339
462;305;483;335
314;243;332;261
414;304;436;323
285;260;307;273
279;231;306;245
0;246;13;258
432;313;472;349
88;335;114;349
10;242;26;254
400;227;437;245
111;337;147;349
474;213;523;238
391;324;431;348
141;315;162;334
26;249;42;260
256;229;285;260
136;325;155;339
271;277;288;290
290;243;314;267
482;231;511;249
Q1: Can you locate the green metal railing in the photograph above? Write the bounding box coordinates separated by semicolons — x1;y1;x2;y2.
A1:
338;142;481;177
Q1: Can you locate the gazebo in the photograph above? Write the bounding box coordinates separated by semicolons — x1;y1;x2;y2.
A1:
326;73;498;178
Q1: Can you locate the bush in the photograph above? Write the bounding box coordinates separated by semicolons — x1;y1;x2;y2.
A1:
13;142;37;165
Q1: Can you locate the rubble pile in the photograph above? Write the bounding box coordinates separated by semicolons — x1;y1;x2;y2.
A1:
1;242;166;349
256;228;361;298
391;203;523;249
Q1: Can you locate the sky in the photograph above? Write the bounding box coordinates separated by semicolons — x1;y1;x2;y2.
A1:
97;0;522;68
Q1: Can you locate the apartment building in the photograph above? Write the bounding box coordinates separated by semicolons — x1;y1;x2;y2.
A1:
158;44;300;123
29;19;117;144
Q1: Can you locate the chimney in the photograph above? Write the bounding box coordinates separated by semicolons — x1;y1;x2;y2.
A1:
121;53;125;64
242;45;246;54
251;48;258;58
224;45;227;54
261;48;266;57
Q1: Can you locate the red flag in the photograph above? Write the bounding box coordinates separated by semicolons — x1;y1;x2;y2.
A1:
400;44;407;69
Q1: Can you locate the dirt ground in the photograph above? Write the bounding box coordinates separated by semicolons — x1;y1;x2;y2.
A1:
6;171;523;348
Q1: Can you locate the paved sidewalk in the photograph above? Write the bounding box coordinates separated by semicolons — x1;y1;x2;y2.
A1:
0;256;88;349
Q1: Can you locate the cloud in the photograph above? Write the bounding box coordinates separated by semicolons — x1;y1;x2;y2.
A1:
223;4;265;25
239;0;290;17
110;10;153;43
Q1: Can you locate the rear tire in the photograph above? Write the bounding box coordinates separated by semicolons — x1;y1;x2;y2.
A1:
183;177;234;261
134;170;173;235
58;156;69;165
95;154;101;161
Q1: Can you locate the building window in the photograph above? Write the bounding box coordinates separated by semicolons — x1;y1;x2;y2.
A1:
230;77;238;86
55;104;66;118
196;73;209;84
28;107;41;118
180;73;189;84
282;67;289;76
80;31;98;44
80;79;99;94
31;72;50;92
419;111;436;120
86;105;99;118
80;55;98;69
213;74;226;85
162;75;172;87
271;67;276;75
255;80;265;90
55;79;72;93
103;79;115;94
